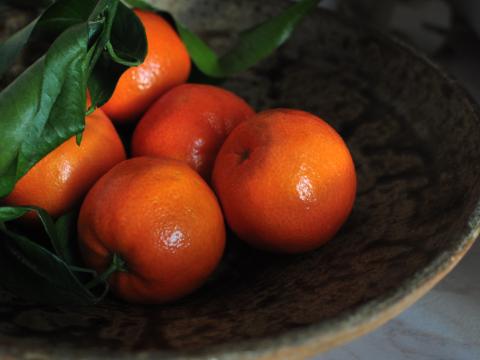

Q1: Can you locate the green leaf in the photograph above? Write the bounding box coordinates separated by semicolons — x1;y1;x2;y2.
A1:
0;206;30;222
106;2;147;66
0;206;105;305
0;23;89;198
0;0;146;304
35;0;97;39
0;0;97;79
123;0;320;78
0;232;99;304
87;54;127;108
0;0;146;197
55;211;80;265
0;19;39;76
174;22;223;77
218;0;320;75
88;2;147;107
0;206;68;261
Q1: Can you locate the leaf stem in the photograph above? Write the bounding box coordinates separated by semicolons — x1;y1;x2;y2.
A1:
85;253;126;290
85;104;96;116
105;41;142;67
86;0;120;79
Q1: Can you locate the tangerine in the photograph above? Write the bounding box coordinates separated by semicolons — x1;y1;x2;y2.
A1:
3;109;126;219
78;157;225;304
131;84;254;180
212;109;356;253
102;10;191;123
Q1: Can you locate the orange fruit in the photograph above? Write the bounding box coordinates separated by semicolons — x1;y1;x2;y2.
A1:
102;10;191;123
3;109;126;219
131;84;255;180
78;157;225;304
212;109;356;253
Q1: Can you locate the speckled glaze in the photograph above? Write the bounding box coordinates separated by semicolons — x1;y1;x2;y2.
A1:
1;0;480;359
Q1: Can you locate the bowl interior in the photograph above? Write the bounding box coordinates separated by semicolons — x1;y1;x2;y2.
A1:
1;0;480;358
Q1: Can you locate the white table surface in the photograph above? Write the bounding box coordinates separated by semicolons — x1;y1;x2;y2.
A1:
313;17;480;360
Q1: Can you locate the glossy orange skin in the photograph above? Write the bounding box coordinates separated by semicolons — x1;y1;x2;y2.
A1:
131;84;255;180
212;109;356;253
3;109;126;218
102;10;191;123
78;157;225;304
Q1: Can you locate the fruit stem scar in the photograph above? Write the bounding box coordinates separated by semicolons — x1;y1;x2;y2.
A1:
85;253;127;290
238;149;251;163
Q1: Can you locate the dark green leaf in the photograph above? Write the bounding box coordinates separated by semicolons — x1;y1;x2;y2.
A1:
88;2;147;107
107;2;147;66
0;206;68;260
0;23;89;198
0;0;146;304
0;206;105;305
175;22;224;77
0;230;101;304
0;0;97;78
0;237;92;304
0;0;145;198
88;53;127;108
0;19;38;76
35;0;97;39
124;0;320;78
55;211;80;265
218;0;320;75
0;206;30;222
185;0;320;77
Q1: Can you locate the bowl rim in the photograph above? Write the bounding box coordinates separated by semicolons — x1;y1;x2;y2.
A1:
3;6;480;360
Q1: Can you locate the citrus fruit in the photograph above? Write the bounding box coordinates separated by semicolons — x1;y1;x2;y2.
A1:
78;157;225;304
102;9;191;123
212;109;356;253
3;109;126;219
131;84;255;180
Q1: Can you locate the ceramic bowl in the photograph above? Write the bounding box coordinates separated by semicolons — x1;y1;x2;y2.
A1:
1;0;480;359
